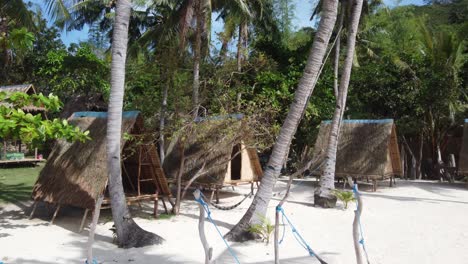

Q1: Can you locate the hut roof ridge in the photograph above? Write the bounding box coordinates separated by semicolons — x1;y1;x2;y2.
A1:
322;119;394;124
71;111;140;119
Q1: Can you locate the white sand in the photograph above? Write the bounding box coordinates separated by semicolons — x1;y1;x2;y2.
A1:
1;179;468;264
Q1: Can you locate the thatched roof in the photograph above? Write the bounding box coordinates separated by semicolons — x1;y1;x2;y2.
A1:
459;120;468;176
0;84;46;112
31;111;143;209
0;84;36;94
310;119;402;179
163;114;260;185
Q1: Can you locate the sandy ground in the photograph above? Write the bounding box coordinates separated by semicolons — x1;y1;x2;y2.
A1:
1;179;468;264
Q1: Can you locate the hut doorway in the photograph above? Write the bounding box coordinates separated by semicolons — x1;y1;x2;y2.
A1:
231;144;242;181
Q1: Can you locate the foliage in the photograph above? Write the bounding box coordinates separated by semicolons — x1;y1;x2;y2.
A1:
37;43;110;99
0;92;90;146
248;214;275;245
332;189;356;209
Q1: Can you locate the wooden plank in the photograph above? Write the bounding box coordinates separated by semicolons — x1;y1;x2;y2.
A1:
0;158;44;164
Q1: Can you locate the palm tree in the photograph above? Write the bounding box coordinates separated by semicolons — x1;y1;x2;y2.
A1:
0;0;35;80
314;0;364;208
225;0;339;242
45;0;165;247
106;0;164;247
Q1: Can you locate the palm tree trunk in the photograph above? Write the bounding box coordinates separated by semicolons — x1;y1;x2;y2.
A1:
236;21;248;72
159;73;170;163
314;0;364;208
192;0;202;118
106;0;163;248
333;4;345;98
225;0;339;242
237;23;243;72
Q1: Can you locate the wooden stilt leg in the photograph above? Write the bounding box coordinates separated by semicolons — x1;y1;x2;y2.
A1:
389;176;394;187
215;188;220;204
79;209;89;232
29;201;37;219
210;189;215;203
154;196;159;219
161;197;168;214
250;182;254;195
50;204;61;224
373;180;377;192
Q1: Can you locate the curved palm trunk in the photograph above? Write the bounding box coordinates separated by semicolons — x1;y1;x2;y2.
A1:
107;0;163;248
192;0;202;118
225;0;339;242
333;4;345;98
314;0;364;208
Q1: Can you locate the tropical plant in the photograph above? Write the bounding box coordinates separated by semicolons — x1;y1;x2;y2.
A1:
248;214;275;245
332;189;356;209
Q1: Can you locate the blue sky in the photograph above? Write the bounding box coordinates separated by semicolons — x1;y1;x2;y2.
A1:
30;0;425;47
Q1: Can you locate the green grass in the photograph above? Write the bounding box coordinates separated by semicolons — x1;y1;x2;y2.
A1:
0;164;43;204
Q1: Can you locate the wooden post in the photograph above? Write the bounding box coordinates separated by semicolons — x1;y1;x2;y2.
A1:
50;204;61;224
79;209;90;233
154;191;159;219
193;189;214;264
87;195;104;264
209;189;215;203
353;184;364;264
29;201;37;219
34;148;38;159
275;168;327;264
3;140;6;160
138;146;142;196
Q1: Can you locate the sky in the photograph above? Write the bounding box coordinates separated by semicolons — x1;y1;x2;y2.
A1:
30;0;425;47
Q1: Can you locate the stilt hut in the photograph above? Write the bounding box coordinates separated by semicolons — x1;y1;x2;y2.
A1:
31;111;172;230
311;119;402;190
163;114;263;201
459;119;468;178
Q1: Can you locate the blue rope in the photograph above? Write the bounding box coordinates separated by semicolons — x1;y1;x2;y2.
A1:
196;192;241;264
353;184;370;264
276;205;316;257
85;259;98;264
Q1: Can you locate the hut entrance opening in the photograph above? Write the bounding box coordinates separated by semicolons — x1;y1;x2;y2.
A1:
231;144;242;181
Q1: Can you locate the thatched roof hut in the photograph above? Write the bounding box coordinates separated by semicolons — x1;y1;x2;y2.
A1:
163;114;263;187
459;119;468;177
32;111;171;210
0;84;46;112
310;119;402;179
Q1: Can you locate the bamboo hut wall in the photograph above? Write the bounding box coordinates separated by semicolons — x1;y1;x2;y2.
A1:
311;119;401;179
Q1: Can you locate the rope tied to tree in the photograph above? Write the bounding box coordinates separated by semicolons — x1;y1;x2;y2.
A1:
276;205;317;257
195;191;241;264
352;184;371;264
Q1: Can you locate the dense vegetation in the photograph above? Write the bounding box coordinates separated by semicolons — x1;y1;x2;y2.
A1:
1;0;467;176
